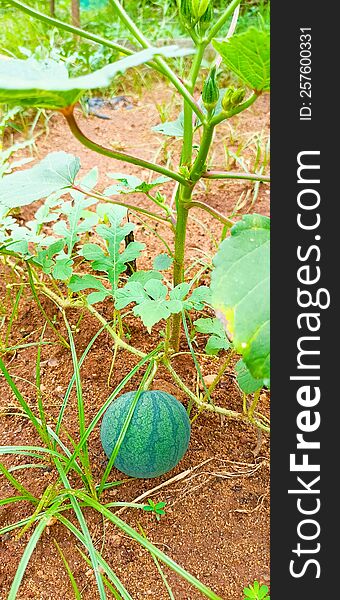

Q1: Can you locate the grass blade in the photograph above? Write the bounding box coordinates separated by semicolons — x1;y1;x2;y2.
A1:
55;322;108;442
138;524;175;600
5;284;23;347
0;495;28;507
8;517;48;600
74;492;223;600
54;540;82;600
36;322;49;444
76;547;124;600
0;461;37;503
52;466;107;600
57;514;133;600
62;313;90;475
0;357;45;437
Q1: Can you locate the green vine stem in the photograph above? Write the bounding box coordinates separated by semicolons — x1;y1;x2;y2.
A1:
202;170;270;183
247;388;262;421
61;106;188;187
29;275;147;359
188;200;234;227
163;358;269;433
201;350;236;403
211;92;259;127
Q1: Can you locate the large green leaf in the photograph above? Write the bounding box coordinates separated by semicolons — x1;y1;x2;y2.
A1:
0;152;80;208
212;28;270;92
235;359;264;394
0;46;194;109
211;214;270;382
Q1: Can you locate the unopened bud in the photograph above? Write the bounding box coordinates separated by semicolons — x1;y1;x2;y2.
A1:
222;87;246;112
191;0;210;19
197;4;213;33
202;66;219;112
178;0;194;27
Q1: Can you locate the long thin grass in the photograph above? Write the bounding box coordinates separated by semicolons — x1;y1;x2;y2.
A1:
0;316;223;599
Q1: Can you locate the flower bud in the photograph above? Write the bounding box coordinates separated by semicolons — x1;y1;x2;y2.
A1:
191;0;210;19
197;4;213;33
202;66;219;112
178;0;194;27
222;87;246;112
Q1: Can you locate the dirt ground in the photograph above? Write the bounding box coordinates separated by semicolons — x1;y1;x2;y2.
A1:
0;84;270;599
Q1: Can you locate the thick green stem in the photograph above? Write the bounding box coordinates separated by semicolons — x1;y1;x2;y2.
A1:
181;43;206;166
190;124;215;182
62;107;188;187
170;185;192;350
171;110;217;351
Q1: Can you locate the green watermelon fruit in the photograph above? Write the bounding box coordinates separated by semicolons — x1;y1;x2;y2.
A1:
100;390;191;478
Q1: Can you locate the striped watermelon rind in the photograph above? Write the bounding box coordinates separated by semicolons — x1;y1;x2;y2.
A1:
100;390;191;478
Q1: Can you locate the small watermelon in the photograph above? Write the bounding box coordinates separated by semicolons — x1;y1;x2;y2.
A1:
100;390;191;478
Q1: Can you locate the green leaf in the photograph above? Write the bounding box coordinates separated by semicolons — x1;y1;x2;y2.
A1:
144;279;168;301
96;203;127;223
129;270;163;285
243;587;256;599
194;317;226;337
169;282;190;301
68;274;111;304
205;335;229;356
258;585;269;600
165;299;183;314
152;112;185;137
153;253;173;271
0;46;194;109
105;173;169;195
133;299;170;332
235;359;263;394
32;239;65;274
211;214;270;382
52;256;74;281
80;208;144;290
185;285;211;310
120;241;145;264
53;198;98;256
212;28;270;92
114;282;147;309
0;152;80;208
194;317;230;354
